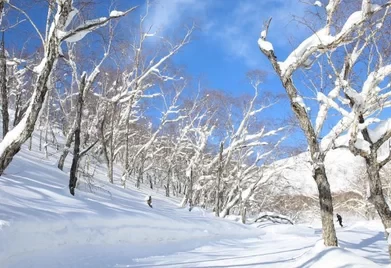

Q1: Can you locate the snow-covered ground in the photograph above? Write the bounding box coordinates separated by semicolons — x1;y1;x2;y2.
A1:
0;134;390;267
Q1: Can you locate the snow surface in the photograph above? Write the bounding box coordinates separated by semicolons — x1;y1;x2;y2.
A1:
0;130;389;267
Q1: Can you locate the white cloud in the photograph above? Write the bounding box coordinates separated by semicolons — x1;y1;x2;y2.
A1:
207;0;309;66
143;0;309;67
145;0;207;33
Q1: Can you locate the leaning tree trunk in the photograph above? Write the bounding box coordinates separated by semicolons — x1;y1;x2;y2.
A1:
366;155;391;258
0;0;73;175
259;46;338;247
314;166;338;247
69;75;86;196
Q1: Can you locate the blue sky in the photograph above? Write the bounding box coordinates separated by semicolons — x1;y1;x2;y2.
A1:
6;0;317;148
141;0;309;93
134;0;312;146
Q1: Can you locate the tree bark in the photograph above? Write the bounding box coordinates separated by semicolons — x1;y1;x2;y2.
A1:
136;152;144;188
100;108;114;184
1;32;9;138
366;155;391;258
69;75;86;196
215;142;224;217
187;168;193;204
166;167;171;197
148;175;153;189
57;121;76;170
121;116;130;188
44;92;51;159
314;166;338;246
13;90;22;127
241;205;247;224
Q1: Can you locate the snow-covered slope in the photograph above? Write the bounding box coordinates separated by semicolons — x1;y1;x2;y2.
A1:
268;148;366;195
0;135;389;267
0;138;260;264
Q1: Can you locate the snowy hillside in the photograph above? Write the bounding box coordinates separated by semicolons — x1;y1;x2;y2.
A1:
268;147;366;195
0;134;389;267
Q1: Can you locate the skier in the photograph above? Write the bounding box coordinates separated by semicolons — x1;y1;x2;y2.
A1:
336;213;343;227
146;195;153;208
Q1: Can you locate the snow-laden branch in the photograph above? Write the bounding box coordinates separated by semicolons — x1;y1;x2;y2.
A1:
277;1;390;79
60;7;137;43
109;24;195;104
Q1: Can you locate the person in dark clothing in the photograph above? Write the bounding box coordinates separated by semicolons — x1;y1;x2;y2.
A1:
146;195;153;208
336;213;343;227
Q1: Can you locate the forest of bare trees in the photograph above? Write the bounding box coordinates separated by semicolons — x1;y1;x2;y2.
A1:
0;0;290;221
2;0;391;260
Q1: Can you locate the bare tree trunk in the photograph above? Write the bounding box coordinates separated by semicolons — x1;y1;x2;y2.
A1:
28;136;32;151
44;93;50;159
69;75;86;196
314;166;338;246
259;46;338;247
136;152;144;188
0;32;9;138
108;159;113;184
57;121;76;170
122;117;130;188
13;91;22;127
99;112;114;184
148;175;153;189
241;205;247;224
187;168;193;203
166;167;171;197
215;142;223;217
107;105;116;184
39;128;43;151
366;156;391;258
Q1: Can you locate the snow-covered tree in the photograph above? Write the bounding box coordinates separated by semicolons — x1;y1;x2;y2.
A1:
0;0;135;174
258;0;391;250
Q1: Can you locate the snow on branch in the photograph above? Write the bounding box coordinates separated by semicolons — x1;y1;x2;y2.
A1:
276;1;391;79
61;6;137;43
255;212;294;225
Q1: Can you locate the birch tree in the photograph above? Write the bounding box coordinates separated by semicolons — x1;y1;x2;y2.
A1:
258;0;391;248
303;0;391;256
0;0;136;174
